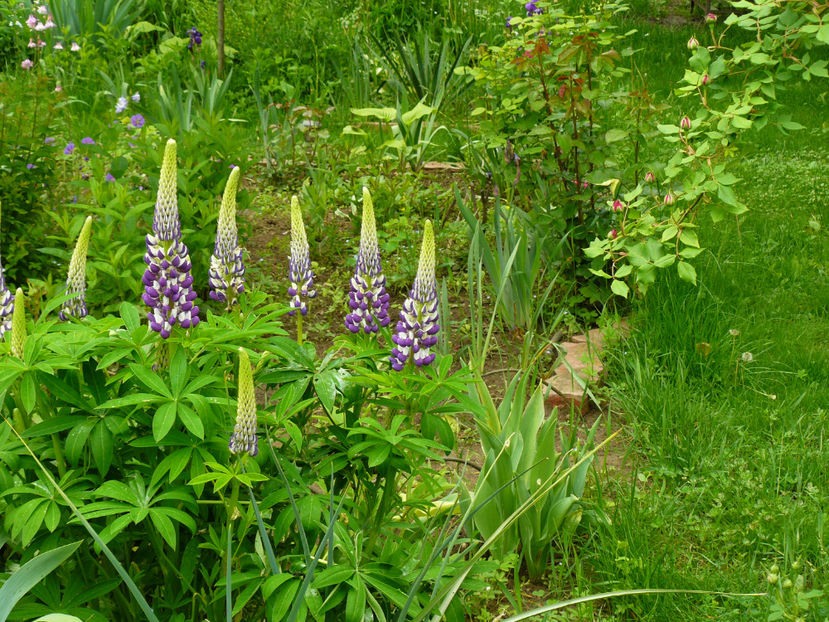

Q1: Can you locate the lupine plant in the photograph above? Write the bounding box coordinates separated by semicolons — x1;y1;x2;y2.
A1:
9;286;24;359
345;186;391;334
228;347;258;457
390;220;439;370
208;166;246;308
142;139;200;338
0;253;13;338
58;215;92;320
287;194;316;341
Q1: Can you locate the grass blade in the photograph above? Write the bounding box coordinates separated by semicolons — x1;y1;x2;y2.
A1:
0;541;82;622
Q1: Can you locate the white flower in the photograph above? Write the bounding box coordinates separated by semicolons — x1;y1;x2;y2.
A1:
131;92;140;102
37;5;48;15
115;96;128;113
70;41;80;51
53;41;63;50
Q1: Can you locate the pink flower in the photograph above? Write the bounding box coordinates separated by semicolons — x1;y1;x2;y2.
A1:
645;171;655;183
612;199;624;212
26;14;37;28
70;42;80;52
37;38;46;48
21;59;33;70
680;116;692;130
54;84;63;92
701;74;709;85
37;5;48;15
706;12;717;21
44;17;55;29
28;38;36;48
34;21;45;31
54;41;63;50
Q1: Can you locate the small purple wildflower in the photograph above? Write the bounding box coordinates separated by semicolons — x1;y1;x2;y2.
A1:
81;137;94;145
131;92;140;102
105;173;115;182
44;136;55;144
26;163;35;170
130;114;145;129
187;27;202;51
63;142;75;155
525;0;543;16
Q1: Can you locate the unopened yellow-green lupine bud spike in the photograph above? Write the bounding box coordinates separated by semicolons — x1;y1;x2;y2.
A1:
60;215;93;320
229;348;258;456
11;287;25;359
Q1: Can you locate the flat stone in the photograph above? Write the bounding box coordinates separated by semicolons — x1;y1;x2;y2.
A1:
542;320;627;413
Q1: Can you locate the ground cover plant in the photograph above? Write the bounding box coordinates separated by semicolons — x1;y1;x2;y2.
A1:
0;0;827;620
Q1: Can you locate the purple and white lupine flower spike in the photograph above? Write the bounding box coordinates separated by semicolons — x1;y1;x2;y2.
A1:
59;215;93;320
287;195;316;316
0;253;13;339
208;166;245;306
142;139;199;338
345;187;390;334
229;348;258;457
390;220;439;371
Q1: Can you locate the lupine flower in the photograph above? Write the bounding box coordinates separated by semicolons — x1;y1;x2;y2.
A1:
21;59;33;70
687;36;699;49
130;114;145;129
59;216;93;320
63;142;75;155
208;166;245;305
142;139;199;338
645;171;655;183
390;220;439;370
131;92;140;102
115;96;128;113
680;116;691;130
345;187;390;334
53;41;63;50
0;252;14;339
70;42;80;51
287;195;316;316
81;136;95;145
10;288;25;359
229;348;258;456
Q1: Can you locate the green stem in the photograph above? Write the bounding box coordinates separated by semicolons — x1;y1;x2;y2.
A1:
296;313;303;346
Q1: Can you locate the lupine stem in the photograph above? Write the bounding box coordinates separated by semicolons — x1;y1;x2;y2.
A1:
296;313;303;346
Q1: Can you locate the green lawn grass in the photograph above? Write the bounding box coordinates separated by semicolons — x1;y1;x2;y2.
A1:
569;17;829;622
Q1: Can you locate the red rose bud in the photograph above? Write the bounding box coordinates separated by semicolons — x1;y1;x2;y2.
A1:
702;74;709;85
612;199;624;212
680;116;692;130
645;171;655;183
664;193;676;205
706;12;717;21
687;37;699;49
609;229;617;239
